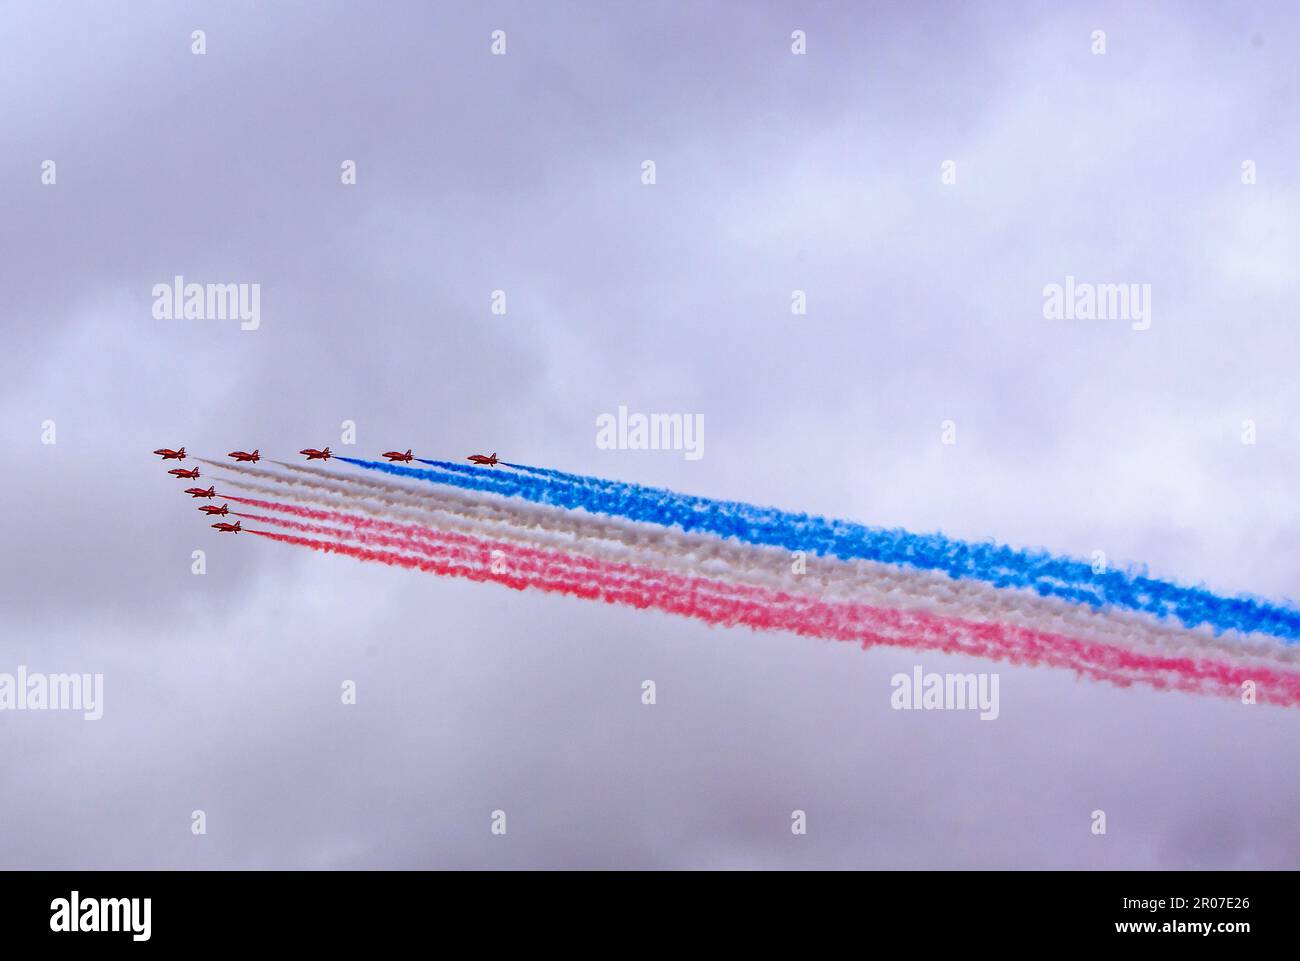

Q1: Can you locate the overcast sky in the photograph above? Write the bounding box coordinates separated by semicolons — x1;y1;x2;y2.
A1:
2;0;1297;869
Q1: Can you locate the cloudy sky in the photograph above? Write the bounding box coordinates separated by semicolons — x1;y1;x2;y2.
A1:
2;0;1297;868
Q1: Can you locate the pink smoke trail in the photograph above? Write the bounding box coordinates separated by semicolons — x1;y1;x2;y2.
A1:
214;475;1299;667
244;519;1300;706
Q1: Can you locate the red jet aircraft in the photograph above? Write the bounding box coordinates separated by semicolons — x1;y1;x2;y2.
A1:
211;521;242;533
153;447;186;460
383;449;414;463
168;467;201;479
185;486;217;499
198;503;230;515
228;450;260;463
300;447;331;461
467;452;499;466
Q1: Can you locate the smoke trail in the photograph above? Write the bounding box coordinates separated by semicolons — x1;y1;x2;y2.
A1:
335;457;1300;642
230;496;1296;702
200;460;1300;697
502;462;568;479
212;473;1298;667
207;459;508;523
248;525;1300;706
416;458;502;475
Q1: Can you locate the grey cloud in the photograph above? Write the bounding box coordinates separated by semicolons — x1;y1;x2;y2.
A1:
1;0;1297;869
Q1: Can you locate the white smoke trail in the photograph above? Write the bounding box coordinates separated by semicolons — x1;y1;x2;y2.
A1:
202;458;1298;668
213;459;1299;666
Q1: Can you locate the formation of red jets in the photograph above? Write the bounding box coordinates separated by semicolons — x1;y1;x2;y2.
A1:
156;447;237;530
156;444;503;534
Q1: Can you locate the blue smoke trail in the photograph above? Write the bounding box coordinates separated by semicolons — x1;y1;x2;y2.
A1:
502;462;572;480
339;457;1300;640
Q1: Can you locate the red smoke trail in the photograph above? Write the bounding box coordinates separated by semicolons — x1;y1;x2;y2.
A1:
217;475;1300;668
246;524;1300;706
236;509;751;602
224;501;1296;694
230;496;497;547
231;503;1159;689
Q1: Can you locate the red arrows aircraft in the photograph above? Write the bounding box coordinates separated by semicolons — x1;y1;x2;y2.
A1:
198;503;230;515
185;486;217;499
300;447;331;461
153;447;186;460
211;521;242;533
383;449;414;463
467;452;499;466
228;450;260;463
168;466;201;479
